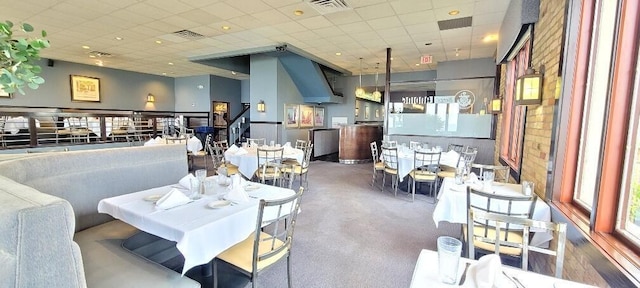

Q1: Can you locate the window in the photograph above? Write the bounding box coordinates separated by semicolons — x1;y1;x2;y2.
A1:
500;39;530;175
558;0;640;267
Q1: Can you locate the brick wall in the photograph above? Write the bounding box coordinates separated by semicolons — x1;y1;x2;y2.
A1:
494;0;609;286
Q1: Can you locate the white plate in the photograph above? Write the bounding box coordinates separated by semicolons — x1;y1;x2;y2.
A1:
208;200;231;209
144;194;163;202
244;184;260;191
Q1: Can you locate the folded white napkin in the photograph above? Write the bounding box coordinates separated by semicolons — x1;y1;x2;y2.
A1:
155;136;162;141
464;254;502;288
235;147;248;155
155;188;191;210
444;150;459;158
179;173;196;190
226;174;249;203
284;146;295;154
226;144;239;154
467;172;480;184
283;142;291;148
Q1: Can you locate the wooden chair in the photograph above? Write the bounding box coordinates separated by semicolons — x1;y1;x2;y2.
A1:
381;146;399;196
214;187;304;288
370;141;384;186
471;164;510;183
465;186;537;266
409;150;440;202
468;210;567;278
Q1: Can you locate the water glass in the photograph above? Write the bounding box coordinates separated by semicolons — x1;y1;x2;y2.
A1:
455;166;465;185
483;171;494;191
195;169;207;182
522;181;534;196
189;178;201;199
437;236;462;284
270;140;275;147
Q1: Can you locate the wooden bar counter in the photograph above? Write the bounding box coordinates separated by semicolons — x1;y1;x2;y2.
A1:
339;124;382;164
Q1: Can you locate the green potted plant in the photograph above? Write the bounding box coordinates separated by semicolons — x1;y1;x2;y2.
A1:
0;20;49;95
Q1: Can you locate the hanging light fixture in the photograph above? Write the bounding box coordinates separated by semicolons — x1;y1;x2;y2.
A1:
355;58;365;97
371;62;382;101
515;67;543;105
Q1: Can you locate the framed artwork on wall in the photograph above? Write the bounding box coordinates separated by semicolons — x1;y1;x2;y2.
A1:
70;75;101;102
299;105;314;128
0;86;11;98
314;106;325;127
285;104;299;129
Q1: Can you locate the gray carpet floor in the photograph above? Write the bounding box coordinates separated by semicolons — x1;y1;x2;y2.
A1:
241;160;460;288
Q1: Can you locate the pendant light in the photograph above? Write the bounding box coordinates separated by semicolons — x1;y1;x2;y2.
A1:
355;58;365;97
371;63;382;101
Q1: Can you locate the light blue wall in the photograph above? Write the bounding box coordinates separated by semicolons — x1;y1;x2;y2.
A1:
174;75;210;112
240;80;250;104
276;60;308;142
210;75;242;119
0;59;175;111
249;55;278;122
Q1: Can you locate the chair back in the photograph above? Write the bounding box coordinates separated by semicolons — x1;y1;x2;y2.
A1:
381;147;398;170
469;210;567;278
413;150;440;177
208;143;225;169
466;187;537;258
295;139;307;150
382;140;397;148
252;187;304;273
247;138;266;147
465;146;478;154
300;143;313;169
471;164;510;183
447;143;465;153
457;150;477;168
409;141;421;150
370;141;380;163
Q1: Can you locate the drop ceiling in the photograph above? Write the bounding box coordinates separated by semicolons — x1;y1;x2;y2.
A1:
2;0;510;79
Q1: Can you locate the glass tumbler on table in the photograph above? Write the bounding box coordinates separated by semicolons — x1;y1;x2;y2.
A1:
437;236;462;284
195;169;207;195
483;171;494;191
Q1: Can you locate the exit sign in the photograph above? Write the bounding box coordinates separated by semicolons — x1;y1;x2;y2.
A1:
420;55;433;64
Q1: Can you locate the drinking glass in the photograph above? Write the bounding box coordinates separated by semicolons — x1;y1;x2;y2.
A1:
189;178;201;199
455;166;465;185
437;236;462;284
483;171;494;191
270;140;275;147
195;169;207;182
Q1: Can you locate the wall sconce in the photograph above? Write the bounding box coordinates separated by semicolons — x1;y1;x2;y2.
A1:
515;67;543;105
146;93;155;103
257;100;266;112
489;97;503;114
355;107;359;117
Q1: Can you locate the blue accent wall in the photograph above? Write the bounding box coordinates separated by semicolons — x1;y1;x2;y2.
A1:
0;59;175;111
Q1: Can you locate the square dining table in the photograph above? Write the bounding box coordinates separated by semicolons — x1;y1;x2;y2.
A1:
98;178;295;275
433;177;553;247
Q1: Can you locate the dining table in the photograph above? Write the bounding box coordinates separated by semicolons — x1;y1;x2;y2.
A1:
410;249;596;288
97;177;295;275
433;177;553;247
387;146;461;179
143;136;203;153
224;145;305;178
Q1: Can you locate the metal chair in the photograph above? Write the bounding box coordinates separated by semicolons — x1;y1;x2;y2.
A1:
382;140;397;148
215;139;230;151
409;150;440;202
370;141;384;186
282;144;313;190
208;143;239;175
447;143;465;153
471;164;510;183
437;150;478;179
294;139;307;150
468;209;567;278
381;146;399;196
214;187;304;288
255;147;284;185
409;141;421;150
465;186;537;266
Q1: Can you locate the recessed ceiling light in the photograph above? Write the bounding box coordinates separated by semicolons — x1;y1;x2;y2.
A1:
89;55;96;58
294;10;304;16
335;52;342;56
415;63;420;66
168;62;174;65
114;37;123;41
448;10;460;15
231;71;237;75
162;72;167;76
155;40;162;44
390;57;393;60
483;34;499;42
82;45;90;49
222;26;230;30
95;60;103;66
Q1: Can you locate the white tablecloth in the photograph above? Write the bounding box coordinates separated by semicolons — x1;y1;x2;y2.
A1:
3;116;35;134
143;136;203;153
433;177;552;247
390;148;460;178
98;178;295;275
410;249;596;288
225;146;305;178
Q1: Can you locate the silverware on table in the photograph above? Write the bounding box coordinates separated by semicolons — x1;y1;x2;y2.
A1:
502;271;525;288
458;262;471;285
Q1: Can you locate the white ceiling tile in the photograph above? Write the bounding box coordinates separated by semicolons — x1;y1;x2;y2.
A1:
313;27;345;38
144;0;193;14
297;16;334;30
262;0;301;8
355;2;396;20
367;16;403;30
224;0;272;14
324;10;363;25
430;0;474;9
200;2;246;20
434;3;474;21
404;22;440;35
251;9;292;25
272;22;307;34
391;0;433;15
338;22;373;34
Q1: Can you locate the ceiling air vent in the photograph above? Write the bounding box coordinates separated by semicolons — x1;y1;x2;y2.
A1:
306;0;351;15
172;29;205;39
88;51;112;58
437;16;473;31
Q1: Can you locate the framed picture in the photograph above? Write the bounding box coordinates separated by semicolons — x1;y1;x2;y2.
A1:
299;105;314;128
0;86;11;98
285;104;299;129
314;106;325;127
70;75;101;102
